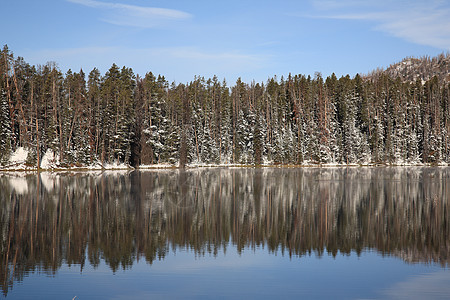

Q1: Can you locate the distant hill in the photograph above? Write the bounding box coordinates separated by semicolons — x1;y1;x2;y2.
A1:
378;53;450;83
366;53;450;83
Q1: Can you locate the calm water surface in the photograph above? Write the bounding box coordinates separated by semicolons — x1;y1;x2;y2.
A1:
1;167;449;299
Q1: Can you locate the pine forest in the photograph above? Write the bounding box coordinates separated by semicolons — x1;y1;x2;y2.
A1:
1;45;450;168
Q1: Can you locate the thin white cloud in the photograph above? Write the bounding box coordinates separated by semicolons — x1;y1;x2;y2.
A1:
67;0;192;28
309;0;450;50
311;0;385;10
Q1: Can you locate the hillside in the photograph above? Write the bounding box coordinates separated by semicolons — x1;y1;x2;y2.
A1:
381;53;450;83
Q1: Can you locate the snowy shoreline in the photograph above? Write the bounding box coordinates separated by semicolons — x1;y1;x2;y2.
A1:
1;162;449;173
1;147;448;172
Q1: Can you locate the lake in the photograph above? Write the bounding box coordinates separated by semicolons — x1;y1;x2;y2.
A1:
1;167;449;299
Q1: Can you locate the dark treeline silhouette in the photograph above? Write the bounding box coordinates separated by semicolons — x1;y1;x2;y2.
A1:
1;45;450;167
1;168;449;295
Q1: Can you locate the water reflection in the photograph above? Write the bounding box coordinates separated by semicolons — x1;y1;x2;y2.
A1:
0;167;449;296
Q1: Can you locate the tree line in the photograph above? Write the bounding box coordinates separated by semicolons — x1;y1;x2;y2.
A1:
1;45;449;167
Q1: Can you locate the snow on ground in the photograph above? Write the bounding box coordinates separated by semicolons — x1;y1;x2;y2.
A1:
1;148;135;171
9;147;28;163
102;161;133;170
40;149;60;169
5;147;31;170
1;147;448;172
139;163;176;169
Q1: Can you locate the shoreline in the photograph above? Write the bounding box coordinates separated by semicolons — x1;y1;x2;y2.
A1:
1;162;449;172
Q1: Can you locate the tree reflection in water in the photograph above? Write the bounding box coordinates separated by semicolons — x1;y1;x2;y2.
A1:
0;167;449;296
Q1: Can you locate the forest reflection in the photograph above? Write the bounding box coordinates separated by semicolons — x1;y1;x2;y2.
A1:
1;167;449;295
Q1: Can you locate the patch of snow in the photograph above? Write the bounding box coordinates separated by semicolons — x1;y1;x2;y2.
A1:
102;160;133;170
1;147;34;170
40;149;60;169
139;163;176;169
9;147;29;164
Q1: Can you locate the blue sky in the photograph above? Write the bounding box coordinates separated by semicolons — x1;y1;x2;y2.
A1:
2;0;450;84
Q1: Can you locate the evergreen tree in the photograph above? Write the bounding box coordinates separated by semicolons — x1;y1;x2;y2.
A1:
0;91;12;163
2;45;450;168
87;67;102;163
100;63;121;163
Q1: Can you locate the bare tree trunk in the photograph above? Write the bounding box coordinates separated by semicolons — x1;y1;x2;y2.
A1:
12;65;28;145
66;109;79;151
52;76;62;162
33;78;40;170
30;81;34;152
36;107;40;169
179;125;187;168
3;52;15;146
